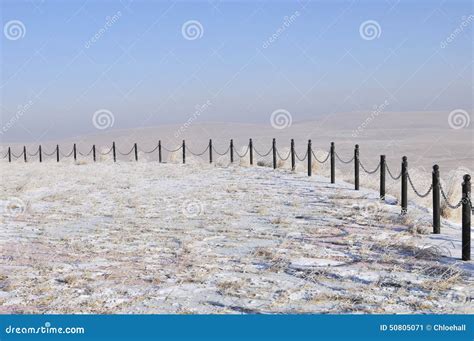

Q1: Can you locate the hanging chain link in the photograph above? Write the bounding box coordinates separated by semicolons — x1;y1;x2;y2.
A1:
186;145;210;156
407;173;433;198
27;149;40;157
11;151;24;159
359;160;381;174
212;146;230;156
439;183;465;210
162;145;183;153
139;143;160;154
335;151;354;164
100;146;114;155
253;146;273;157
78;146;94;156
234;145;250;158
43;148;57;156
386;163;402;180
276;148;291;161
311;150;330;164
117;146;135;156
60;148;74;157
295;150;308;161
1;151;8;159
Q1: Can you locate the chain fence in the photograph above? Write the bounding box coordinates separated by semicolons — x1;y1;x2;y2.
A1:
2;139;472;259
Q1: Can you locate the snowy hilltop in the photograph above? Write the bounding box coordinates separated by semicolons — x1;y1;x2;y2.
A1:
0;160;472;313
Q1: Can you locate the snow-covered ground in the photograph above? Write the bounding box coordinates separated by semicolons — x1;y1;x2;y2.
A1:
0;158;472;314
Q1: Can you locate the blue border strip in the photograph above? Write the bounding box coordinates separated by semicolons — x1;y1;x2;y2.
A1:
1;314;472;340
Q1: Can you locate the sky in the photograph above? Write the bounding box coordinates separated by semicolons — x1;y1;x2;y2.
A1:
0;0;473;142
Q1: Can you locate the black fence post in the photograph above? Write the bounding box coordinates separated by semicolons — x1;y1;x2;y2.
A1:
112;142;116;162
432;165;440;234
272;138;277;169
73;143;77;161
462;174;471;261
182;140;186;164
249;138;253;165
401;156;408;215
158;141;162;163
56;145;60;163
23;146;27;163
39;145;42;163
330;142;335;184
291;139;295;171
134;143;138;162
307;139;312;177
230;139;234;163
93;145;96;162
8;147;11;163
354;144;359;190
209;139;213;164
380;155;386;200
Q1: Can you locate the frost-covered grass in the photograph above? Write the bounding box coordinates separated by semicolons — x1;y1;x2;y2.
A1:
0;159;472;314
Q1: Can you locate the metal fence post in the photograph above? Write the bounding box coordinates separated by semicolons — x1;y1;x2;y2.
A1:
8;147;11;163
73;143;77;161
291;139;295;171
354;144;359;190
307;139;312;177
134;143;138;161
209;139;213;164
249;138;253;165
462;174;471;261
401;156;408;215
182;140;186;164
23;146;27;163
93;145;96;162
380;155;386;200
56;145;60;163
39;145;42;163
230;139;234;163
112;142;116;162
330;142;335;184
272;138;277;169
158;141;162;163
432;165;440;234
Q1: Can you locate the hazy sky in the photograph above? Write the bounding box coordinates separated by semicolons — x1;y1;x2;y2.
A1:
1;0;472;142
